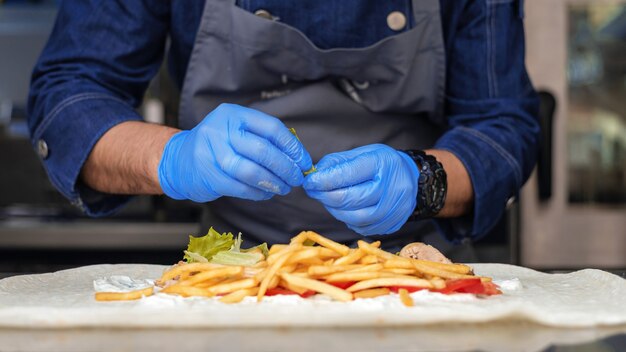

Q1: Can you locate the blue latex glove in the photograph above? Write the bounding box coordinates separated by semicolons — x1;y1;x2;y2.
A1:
158;103;313;202
303;144;419;236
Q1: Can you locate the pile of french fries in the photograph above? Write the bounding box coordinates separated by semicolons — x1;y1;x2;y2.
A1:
95;231;485;307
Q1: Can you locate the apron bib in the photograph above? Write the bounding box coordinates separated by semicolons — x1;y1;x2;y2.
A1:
179;0;469;256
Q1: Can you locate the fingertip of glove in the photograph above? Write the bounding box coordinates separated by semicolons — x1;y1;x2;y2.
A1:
288;172;304;188
302;172;319;191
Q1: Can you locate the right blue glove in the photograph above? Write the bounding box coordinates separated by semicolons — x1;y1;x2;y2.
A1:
302;144;419;236
158;103;313;202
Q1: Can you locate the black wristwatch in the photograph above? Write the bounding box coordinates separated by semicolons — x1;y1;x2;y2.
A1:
402;150;447;220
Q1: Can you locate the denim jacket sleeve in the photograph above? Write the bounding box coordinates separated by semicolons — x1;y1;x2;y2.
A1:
27;0;170;216
433;0;540;242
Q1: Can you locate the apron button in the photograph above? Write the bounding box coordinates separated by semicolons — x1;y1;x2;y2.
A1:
254;9;273;20
387;11;407;31
37;139;49;160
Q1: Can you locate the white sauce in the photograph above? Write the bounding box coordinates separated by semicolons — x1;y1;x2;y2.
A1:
136;290;479;310
493;278;522;291
138;293;191;307
93;276;153;293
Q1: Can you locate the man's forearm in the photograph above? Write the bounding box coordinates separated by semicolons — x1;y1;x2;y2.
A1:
425;149;474;218
81;121;180;195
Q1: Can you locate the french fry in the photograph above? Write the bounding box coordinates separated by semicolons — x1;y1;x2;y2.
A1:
160;285;214;298
297;257;325;266
382;259;414;269
357;240;396;260
305;231;350;256
413;260;473;275
252;261;268;268
285;248;320;264
383;258;472;275
359;255;380;265
281;273;353;302
268;275;280;289
253;268;269;283
95;287;153;301
290;231;309;244
412;261;477;280
279;279;309;295
267;244;304;265
385;259;475;279
219;287;259;304
353;288;390;299
178;266;244;286
430;277;446;290
398;288;414;307
308;265;362;276
324;271;383;282
382;268;416;275
345;264;384;273
278;263;297;274
243;267;264;278
159;263;224;282
209;278;257;295
269;244;288;255
258;244;301;301
316;247;343;258
333;249;365;266
347;277;433;292
195;279;224;288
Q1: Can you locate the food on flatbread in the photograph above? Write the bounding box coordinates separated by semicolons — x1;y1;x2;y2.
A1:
95;229;500;303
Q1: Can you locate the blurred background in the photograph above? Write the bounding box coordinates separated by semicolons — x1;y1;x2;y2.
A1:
0;0;623;277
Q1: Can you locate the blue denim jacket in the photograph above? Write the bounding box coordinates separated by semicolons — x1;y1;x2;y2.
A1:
27;0;539;243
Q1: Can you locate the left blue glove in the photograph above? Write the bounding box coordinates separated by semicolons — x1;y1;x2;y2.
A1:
302;144;419;236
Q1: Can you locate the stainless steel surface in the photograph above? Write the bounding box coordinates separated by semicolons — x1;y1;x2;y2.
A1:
0;323;623;352
0;221;196;249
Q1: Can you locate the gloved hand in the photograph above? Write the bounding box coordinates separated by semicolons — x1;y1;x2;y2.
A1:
303;144;419;236
158;103;312;202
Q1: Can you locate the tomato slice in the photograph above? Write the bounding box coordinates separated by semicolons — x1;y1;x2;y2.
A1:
478;281;502;296
265;288;298;296
327;281;356;290
456;281;487;294
429;279;502;296
299;290;316;298
436;278;481;294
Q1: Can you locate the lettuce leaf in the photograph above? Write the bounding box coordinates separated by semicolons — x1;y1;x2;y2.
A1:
183;227;234;263
289;127;317;176
183;227;268;266
210;251;264;266
210;233;268;266
242;242;269;258
183;250;209;263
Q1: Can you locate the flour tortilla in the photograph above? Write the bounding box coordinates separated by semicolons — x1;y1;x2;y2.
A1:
0;263;624;328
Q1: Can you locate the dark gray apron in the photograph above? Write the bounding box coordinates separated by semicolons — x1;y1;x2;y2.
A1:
180;0;475;260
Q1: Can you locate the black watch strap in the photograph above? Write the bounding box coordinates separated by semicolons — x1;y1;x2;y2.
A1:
402;150;447;220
